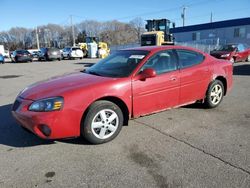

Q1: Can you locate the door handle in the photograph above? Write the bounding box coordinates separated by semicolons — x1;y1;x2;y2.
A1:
169;77;177;81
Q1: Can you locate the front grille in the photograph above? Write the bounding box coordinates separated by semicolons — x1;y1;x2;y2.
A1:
12;100;21;111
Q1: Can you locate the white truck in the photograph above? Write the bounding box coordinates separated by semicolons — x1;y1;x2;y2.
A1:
0;45;10;58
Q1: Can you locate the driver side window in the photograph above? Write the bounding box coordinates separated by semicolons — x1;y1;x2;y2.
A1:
141;50;178;75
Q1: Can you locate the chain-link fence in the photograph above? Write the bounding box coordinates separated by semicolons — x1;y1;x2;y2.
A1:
110;38;227;54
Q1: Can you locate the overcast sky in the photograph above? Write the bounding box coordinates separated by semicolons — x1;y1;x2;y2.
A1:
1;0;249;31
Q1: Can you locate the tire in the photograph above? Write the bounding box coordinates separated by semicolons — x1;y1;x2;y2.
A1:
83;50;88;58
58;58;61;61
82;100;123;144
204;80;224;108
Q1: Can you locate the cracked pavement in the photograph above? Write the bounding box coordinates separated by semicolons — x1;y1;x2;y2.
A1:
0;59;249;188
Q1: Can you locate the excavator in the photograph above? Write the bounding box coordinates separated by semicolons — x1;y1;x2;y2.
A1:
78;37;110;59
141;19;175;46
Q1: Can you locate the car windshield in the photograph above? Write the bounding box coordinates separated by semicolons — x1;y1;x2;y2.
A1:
40;48;48;52
85;50;149;78
64;48;71;51
16;50;29;54
217;45;236;52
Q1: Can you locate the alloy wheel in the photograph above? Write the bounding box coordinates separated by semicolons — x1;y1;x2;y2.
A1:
91;109;119;139
210;84;223;105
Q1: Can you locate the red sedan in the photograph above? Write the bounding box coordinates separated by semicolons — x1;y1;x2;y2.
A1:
210;43;250;63
12;46;233;144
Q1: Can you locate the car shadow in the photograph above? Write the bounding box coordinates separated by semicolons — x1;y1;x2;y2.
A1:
181;102;205;109
74;62;94;67
233;64;250;76
0;104;90;147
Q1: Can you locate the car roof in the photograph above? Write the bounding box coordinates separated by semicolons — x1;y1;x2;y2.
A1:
122;45;206;54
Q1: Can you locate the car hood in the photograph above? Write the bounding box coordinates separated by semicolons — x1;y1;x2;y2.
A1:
19;72;114;100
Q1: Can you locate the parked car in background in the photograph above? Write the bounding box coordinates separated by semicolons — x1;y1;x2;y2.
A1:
0;53;4;64
31;50;40;60
62;47;84;59
12;46;233;144
62;47;71;59
38;48;61;61
210;43;250;63
11;50;33;63
70;47;84;59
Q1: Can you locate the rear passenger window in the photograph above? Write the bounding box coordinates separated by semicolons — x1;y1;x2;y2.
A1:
176;50;204;68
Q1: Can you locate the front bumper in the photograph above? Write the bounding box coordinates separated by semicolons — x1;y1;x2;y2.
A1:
12;97;80;139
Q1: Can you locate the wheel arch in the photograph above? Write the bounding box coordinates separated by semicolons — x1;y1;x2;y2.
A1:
80;96;130;134
214;76;227;95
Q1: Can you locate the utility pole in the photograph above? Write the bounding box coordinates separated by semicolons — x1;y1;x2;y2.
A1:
70;15;76;46
35;26;40;49
210;12;213;23
181;6;187;27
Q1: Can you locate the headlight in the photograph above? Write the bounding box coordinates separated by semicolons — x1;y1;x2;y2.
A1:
221;54;230;57
29;97;64;112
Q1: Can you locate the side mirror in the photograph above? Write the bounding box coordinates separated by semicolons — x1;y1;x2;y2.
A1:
136;68;156;81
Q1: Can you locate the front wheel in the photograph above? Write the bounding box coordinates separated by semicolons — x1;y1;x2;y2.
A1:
82;100;123;144
204;80;224;108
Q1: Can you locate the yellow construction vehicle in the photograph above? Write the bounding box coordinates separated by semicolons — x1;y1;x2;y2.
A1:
141;19;175;46
98;42;110;59
78;37;110;58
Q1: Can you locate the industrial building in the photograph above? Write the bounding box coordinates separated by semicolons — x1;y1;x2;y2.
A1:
170;17;250;46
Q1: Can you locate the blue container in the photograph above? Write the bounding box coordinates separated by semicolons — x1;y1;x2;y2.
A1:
0;54;4;63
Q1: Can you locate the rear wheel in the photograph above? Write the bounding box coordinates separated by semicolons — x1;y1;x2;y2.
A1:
82;100;123;144
204;80;224;108
45;55;49;61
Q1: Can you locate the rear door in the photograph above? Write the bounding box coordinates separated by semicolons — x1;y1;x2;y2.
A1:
176;49;211;105
132;50;180;117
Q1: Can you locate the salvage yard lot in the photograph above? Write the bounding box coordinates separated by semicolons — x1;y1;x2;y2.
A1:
0;59;250;188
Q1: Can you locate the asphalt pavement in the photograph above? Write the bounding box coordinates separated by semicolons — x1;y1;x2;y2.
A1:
0;59;249;188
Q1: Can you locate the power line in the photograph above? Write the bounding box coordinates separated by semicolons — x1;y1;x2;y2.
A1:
115;0;223;21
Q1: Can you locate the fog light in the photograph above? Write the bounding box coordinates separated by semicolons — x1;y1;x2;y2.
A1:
38;124;51;137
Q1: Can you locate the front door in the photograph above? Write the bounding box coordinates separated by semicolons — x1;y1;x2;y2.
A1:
132;50;180;117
